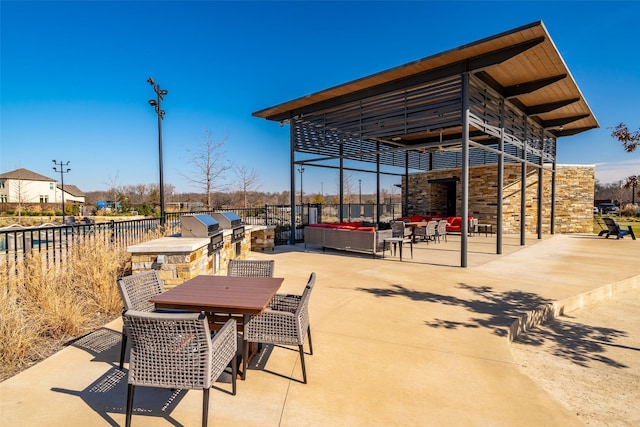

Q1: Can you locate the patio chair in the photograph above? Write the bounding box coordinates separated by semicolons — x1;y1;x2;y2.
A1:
436;220;448;242
602;217;636;240
227;259;274;277
412;224;427;242
595;217;609;236
117;270;166;369
425;220;438;243
123;311;237;427
243;272;316;383
470;218;479;236
383;221;413;260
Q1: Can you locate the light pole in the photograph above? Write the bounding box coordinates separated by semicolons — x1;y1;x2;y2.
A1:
147;77;168;227
298;166;305;207
359;179;362;205
320;181;324;199
52;160;70;223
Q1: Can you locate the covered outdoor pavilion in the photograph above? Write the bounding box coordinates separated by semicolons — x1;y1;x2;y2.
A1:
253;21;598;267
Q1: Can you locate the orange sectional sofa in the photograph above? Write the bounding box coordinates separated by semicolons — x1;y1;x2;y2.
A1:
304;222;391;256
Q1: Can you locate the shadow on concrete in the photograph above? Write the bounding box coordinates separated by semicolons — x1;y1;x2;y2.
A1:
357;282;630;368
65;327;122;365
51;367;188;427
513;318;630;368
358;282;551;337
53;328;235;426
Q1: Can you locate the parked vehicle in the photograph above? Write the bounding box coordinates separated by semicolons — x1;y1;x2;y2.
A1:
597;203;618;214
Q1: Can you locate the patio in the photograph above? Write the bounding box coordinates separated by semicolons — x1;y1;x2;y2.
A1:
1;232;638;426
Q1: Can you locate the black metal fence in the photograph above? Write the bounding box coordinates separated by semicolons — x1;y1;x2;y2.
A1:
1;203;402;272
0;218;162;272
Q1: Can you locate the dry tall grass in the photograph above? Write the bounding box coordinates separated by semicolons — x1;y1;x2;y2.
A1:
0;238;130;381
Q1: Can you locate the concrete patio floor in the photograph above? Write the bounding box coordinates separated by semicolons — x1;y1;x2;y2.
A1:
1;232;639;426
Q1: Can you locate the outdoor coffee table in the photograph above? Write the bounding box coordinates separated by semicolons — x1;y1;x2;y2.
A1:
149;274;284;379
477;223;493;237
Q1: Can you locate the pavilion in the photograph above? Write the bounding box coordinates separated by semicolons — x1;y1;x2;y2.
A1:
253;21;598;267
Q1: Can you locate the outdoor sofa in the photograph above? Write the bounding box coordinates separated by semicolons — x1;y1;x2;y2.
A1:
304;222;391;257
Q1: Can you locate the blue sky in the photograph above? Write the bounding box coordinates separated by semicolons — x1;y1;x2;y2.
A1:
2;1;639;196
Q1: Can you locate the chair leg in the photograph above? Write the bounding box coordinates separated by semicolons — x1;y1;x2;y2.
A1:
202;388;210;427
298;345;307;384
119;332;127;370
231;354;237;395
242;340;249;380
307;325;313;355
125;384;135;427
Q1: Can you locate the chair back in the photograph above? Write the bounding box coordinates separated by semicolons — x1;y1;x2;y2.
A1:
426;220;438;237
227;259;275;277
437;220;448;236
118;270;165;312
296;272;316;335
391;221;409;239
123;310;236;390
603;217;622;234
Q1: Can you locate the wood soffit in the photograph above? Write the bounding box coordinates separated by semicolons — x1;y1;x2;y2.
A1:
253;21;599;137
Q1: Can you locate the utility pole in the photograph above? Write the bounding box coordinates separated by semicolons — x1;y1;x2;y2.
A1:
147;77;168;227
52;160;71;223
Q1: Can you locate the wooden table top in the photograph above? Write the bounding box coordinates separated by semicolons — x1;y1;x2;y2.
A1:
149;275;284;315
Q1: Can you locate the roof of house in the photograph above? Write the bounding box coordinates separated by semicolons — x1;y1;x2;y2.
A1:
0;168;84;196
57;184;85;197
0;168;55;182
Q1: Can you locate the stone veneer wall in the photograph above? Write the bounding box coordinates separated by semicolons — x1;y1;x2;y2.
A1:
250;226;275;252
129;228;261;288
405;164;594;234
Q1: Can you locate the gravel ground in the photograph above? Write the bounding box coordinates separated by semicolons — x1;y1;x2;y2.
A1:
510;288;640;426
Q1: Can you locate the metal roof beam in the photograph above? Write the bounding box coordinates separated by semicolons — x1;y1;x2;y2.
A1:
542;114;590;129
504;74;567;99
527;98;580;115
552;126;597;137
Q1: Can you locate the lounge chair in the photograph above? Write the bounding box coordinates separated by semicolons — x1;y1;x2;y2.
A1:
601;217;636;240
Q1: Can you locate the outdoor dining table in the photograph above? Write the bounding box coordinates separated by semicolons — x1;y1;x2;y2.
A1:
149;274;284;379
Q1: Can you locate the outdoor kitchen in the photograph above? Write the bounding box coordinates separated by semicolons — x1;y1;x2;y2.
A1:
126;213;271;287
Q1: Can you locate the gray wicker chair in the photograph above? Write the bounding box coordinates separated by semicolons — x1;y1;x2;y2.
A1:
227;259;275;277
424;220;438;243
123;311;237;427
117;270;166;369
436;220;448;242
243;272;316;383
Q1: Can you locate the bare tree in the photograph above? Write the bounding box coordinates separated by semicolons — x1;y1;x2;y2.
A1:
611;122;639;153
233;165;261;208
103;172;120;203
622;175;639;204
336;173;355;203
180;130;231;209
12;179;32;218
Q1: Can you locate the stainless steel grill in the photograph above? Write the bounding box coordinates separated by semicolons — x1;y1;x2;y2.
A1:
211;212;245;242
180;214;224;252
